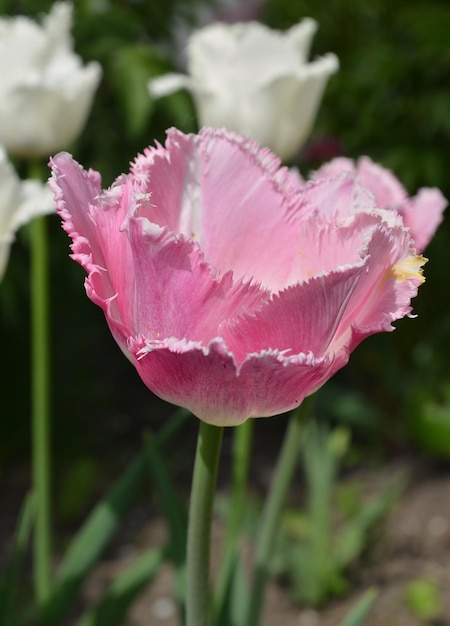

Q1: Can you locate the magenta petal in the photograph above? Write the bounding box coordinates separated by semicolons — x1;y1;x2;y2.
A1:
300;169;376;221
354;157;447;251
402;188;447;253
354;156;408;208
50;152;137;349
131;127;306;290
315;156;407;209
49;151;103;275
129;337;334;426
314;155;447;252
220;267;365;364
51;150;270;349
330;225;423;354
50;128;435;426
221;214;422;366
126;216;269;343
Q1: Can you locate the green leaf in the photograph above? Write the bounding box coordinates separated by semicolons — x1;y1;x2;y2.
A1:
144;432;187;618
405;578;441;620
57;457;98;522
77;547;166;626
144;432;187;557
42;450;150;626
109;44;167;138
338;588;378;626
333;474;405;569
409;385;450;459
0;493;34;626
296;421;344;605
43;410;188;626
216;552;249;626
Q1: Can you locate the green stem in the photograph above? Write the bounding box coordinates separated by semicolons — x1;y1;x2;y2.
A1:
30;166;52;608
186;421;224;626
246;396;314;626
214;419;253;618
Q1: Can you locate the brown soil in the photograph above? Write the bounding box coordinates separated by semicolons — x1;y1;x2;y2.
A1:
77;461;450;626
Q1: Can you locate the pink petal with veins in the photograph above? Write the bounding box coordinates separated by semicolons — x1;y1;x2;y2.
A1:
314;155;446;252
50;128;432;424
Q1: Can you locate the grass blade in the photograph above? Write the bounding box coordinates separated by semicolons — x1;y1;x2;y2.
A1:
144;431;187;619
0;493;35;626
43;449;149;625
77;546;167;626
339;588;378;626
43;409;188;626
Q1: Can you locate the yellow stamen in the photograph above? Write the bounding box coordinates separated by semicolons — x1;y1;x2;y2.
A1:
391;255;427;283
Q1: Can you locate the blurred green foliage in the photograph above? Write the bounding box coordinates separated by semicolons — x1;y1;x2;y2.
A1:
0;2;449;623
272;422;403;607
266;0;450;457
405;578;442;620
1;0;450;483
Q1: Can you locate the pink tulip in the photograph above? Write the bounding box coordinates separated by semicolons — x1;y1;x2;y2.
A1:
314;156;446;253
50;128;428;426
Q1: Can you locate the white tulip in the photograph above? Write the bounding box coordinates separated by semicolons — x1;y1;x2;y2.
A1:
0;147;54;281
169;0;263;66
0;2;101;158
149;19;338;162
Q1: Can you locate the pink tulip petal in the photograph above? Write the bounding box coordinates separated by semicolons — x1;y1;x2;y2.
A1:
314;156;407;209
50;128;436;426
314;156;447;252
50;152;136;349
126;216;269;343
280;208;401;286
220;266;365;365
300;170;377;220
330;226;424;355
131;127;305;291
128;336;334;426
220;214;422;364
51;150;270;350
402;188;446;253
49;151;103;274
356;156;407;208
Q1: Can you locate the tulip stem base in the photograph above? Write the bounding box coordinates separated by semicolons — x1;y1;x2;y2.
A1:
246;396;314;626
186;421;224;626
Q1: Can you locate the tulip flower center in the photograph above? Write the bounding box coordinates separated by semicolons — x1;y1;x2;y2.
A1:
391;255;426;283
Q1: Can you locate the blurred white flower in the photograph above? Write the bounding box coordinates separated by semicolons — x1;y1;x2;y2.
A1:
0;2;101;158
169;0;263;66
149;19;338;162
0;147;54;281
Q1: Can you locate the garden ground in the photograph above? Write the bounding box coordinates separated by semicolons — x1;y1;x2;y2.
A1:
81;458;450;626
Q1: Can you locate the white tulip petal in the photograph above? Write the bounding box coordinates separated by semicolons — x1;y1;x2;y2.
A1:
148;73;193;98
151;19;338;161
0;2;101;157
12;181;55;232
0;148;55;282
284;18;317;62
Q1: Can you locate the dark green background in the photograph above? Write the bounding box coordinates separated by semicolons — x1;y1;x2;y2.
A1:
1;0;449;507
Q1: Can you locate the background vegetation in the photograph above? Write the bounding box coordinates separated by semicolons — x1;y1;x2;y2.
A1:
1;0;449;552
